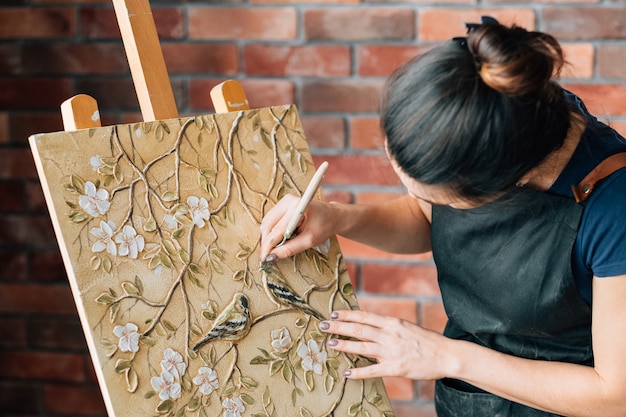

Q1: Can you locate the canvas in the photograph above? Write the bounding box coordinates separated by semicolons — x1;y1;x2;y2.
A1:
29;105;394;417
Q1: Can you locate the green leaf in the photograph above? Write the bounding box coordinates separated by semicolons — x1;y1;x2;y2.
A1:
282;361;293;383
115;359;132;373
240;393;255;405
187;396;200;411
233;269;246;281
134;275;144;295
324;374;334;394
122;281;140;296
125;367;138;393
348;402;361;416
156;399;172;414
144;390;156;399
304;370;314;392
162;191;178;202
300;407;313;417
95;293;115;304
269;360;283;376
179;248;190;264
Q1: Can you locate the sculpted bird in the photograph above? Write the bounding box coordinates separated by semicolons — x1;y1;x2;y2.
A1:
192;292;252;351
261;267;324;321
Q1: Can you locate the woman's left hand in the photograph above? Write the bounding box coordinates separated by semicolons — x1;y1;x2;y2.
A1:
320;309;453;380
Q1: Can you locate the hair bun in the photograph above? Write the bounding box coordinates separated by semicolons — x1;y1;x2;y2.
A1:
467;23;564;96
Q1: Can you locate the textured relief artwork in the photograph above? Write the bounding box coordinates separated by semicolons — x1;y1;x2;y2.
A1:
29;105;394;417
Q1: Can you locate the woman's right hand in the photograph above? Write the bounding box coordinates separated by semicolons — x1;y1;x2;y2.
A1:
259;194;338;261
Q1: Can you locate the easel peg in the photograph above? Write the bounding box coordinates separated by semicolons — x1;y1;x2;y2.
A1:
61;94;102;131
211;80;250;113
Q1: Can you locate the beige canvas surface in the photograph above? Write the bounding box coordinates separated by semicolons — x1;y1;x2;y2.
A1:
29;105;393;417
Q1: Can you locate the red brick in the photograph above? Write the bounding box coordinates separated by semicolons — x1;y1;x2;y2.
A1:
562;83;626;117
0;149;39;179
0;381;40;413
337;236;433;263
391;403;437;417
80;7;184;40
29;317;86;351
0;7;75;39
163;43;238;74
0;251;28;281
597;45;626;78
26;181;48;213
383;376;415;401
322;189;353;204
357;45;432;77
420;300;447;333
189;78;295;111
418;380;436;401
354;191;407;205
0;317;26;348
350;117;385;150
31;250;67;282
252;0;358;3
561;43;594;79
45;384;107;415
313;154;397;186
0;181;26;212
23;43;129;75
33;0;109;3
357;296;418;323
244;44;351;77
10;113;64;145
75;78;141;110
609;121;626;138
0;78;74;110
0;43;20;75
304;8;415;41
344;260;358;289
0;283;77;315
362;263;440;297
301;81;384;113
0;351;85;382
542;7;626;40
301;116;346;149
0;113;9;143
418;9;535;41
189;7;297;40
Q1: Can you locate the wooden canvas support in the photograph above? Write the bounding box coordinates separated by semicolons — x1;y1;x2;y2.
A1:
112;0;178;121
61;94;102;131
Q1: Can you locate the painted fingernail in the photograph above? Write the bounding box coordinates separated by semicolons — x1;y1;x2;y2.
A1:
319;321;330;331
330;311;339;320
264;253;278;263
343;369;352;377
327;338;338;347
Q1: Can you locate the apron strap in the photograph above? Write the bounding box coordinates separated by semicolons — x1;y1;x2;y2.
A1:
572;152;626;202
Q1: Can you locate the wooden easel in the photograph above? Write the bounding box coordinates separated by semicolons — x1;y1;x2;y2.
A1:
60;0;250;131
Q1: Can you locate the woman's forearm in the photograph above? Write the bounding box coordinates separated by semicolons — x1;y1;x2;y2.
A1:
447;339;625;417
329;195;431;254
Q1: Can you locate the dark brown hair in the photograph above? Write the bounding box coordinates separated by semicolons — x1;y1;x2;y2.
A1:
381;21;574;200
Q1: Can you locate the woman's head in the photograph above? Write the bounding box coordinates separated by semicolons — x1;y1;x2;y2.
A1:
381;20;574;202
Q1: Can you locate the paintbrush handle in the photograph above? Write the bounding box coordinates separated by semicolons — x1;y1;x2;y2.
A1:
283;161;329;240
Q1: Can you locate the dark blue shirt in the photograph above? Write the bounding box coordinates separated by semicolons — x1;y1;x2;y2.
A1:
549;91;626;303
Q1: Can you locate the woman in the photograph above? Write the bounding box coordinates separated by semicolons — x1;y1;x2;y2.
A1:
259;18;626;416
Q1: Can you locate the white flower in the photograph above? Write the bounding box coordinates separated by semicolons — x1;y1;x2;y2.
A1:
297;339;327;375
222;397;245;417
187;196;210;228
90;220;116;256
193;366;219;395
78;181;110;217
115;225;145;259
161;348;186;379
270;327;293;353
163;214;178;229
89;155;101;171
151;371;181;401
113;322;140;353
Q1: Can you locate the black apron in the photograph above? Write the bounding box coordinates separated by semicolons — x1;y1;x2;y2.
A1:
431;187;593;417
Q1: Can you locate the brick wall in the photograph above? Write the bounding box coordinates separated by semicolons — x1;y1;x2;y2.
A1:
1;1;625;416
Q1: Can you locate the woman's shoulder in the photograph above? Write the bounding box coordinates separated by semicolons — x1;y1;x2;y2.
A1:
577;168;626;278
